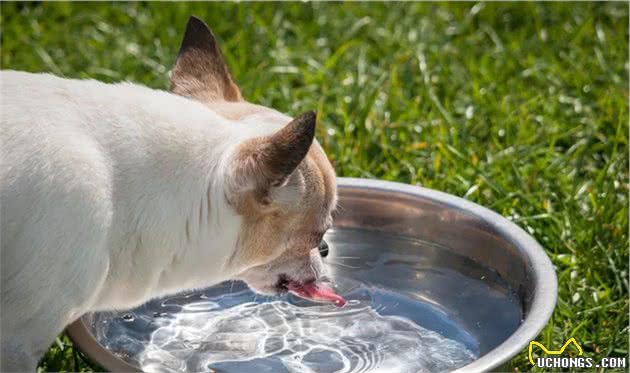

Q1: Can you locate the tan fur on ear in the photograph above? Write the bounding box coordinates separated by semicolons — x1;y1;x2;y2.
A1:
170;16;242;102
229;111;317;201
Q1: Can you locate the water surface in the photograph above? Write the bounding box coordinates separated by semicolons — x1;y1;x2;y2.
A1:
93;228;521;372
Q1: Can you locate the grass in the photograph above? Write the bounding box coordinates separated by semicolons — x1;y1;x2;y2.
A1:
1;1;628;372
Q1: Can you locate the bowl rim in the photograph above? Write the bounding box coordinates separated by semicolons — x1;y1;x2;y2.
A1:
67;177;557;372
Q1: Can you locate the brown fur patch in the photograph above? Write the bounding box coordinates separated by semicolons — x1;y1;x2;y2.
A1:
263;111;316;180
230;111;316;201
170;16;242;102
219;107;337;271
228;142;337;270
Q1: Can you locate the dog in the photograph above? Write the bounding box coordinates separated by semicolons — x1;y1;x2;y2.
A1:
0;16;342;371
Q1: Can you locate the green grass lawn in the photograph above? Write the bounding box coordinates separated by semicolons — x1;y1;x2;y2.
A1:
2;2;628;372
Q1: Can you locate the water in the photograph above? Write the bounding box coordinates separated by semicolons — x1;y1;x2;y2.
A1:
92;229;522;373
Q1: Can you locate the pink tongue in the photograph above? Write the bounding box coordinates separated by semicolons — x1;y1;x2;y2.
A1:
288;281;346;307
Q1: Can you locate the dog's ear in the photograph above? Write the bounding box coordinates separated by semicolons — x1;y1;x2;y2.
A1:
229;111;316;203
170;16;242;102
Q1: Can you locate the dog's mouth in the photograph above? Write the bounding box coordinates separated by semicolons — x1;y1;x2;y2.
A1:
275;275;346;307
275;274;291;293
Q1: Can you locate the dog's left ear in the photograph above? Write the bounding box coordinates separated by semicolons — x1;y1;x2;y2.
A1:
170;16;242;102
229;111;316;204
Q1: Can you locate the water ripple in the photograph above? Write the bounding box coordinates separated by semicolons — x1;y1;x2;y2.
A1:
124;298;475;373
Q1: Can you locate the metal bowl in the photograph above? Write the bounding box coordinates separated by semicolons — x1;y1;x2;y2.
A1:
67;178;557;372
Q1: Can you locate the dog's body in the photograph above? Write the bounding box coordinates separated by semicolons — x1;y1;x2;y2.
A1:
1;17;337;371
1;70;245;368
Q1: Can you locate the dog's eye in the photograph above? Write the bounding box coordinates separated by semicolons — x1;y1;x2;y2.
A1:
318;240;329;257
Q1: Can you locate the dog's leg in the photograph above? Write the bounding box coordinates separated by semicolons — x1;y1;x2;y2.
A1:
1;187;112;370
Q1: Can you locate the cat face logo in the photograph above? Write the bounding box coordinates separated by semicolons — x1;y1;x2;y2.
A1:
528;337;584;365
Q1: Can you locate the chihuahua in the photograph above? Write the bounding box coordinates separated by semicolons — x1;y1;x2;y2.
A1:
0;16;343;371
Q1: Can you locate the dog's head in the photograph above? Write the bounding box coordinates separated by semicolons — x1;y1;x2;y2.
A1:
170;17;338;299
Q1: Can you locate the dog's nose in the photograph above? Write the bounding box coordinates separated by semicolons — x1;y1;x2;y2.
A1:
318;240;329;257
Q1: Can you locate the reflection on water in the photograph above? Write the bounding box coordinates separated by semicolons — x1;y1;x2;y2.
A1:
93;229;522;372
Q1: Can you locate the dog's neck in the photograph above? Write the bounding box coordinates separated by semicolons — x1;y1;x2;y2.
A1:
87;88;272;310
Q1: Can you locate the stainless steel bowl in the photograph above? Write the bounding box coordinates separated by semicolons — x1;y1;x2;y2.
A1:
67;178;557;372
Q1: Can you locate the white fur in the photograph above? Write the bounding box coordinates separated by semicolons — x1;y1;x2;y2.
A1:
0;70;285;370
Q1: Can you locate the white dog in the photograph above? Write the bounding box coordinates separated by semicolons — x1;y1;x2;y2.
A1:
0;16;342;371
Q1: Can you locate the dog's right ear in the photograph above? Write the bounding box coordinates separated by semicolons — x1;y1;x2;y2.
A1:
170;16;242;102
228;111;317;205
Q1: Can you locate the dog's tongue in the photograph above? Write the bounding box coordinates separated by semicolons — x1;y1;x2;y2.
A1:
288;281;346;307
